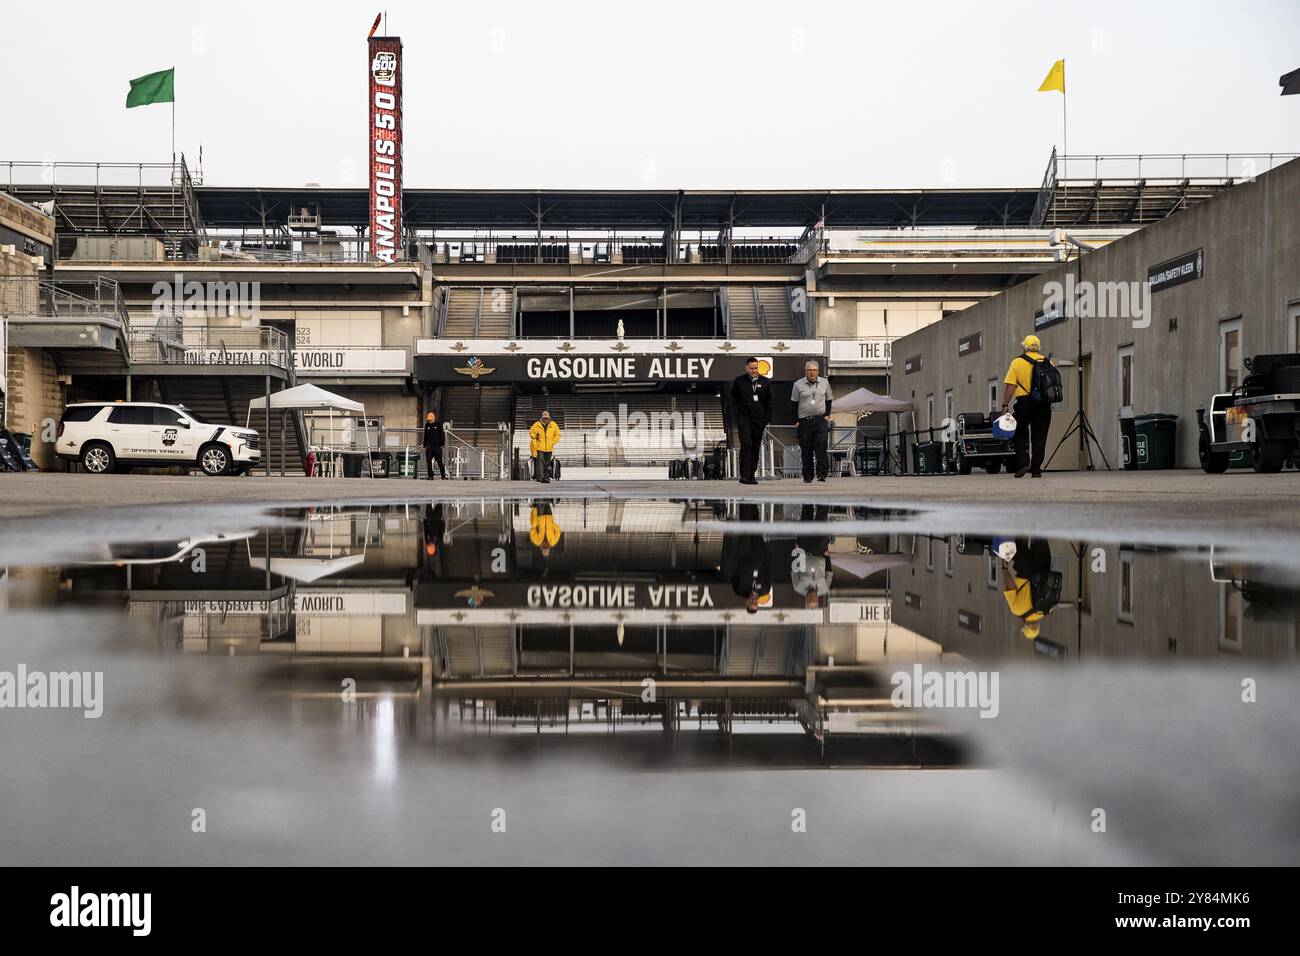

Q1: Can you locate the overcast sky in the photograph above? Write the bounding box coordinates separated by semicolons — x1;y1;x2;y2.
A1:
2;0;1297;189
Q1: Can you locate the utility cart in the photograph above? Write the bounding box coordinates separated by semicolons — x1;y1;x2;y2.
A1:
1197;354;1300;473
951;411;1017;475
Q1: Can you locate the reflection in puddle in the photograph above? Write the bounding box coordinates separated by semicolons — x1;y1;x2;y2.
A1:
5;498;1294;757
2;495;1298;864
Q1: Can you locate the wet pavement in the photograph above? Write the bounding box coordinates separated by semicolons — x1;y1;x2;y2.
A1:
0;495;1296;865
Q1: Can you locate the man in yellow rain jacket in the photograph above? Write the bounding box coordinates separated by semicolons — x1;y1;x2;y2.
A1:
529;410;561;483
997;537;1060;639
529;501;562;557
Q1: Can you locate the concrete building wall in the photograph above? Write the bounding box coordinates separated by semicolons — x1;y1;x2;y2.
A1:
2;245;62;466
889;535;1296;661
889;158;1300;468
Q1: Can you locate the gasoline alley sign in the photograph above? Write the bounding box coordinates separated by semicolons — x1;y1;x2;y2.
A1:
412;338;825;383
414;350;818;383
525;355;715;380
368;35;403;263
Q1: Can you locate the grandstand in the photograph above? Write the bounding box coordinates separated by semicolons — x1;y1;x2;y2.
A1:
6;149;1292;478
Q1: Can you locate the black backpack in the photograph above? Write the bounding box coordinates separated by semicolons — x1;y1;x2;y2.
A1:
1025;353;1064;404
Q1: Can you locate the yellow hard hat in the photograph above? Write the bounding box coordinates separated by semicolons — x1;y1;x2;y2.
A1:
1021;622;1041;640
1022;334;1041;351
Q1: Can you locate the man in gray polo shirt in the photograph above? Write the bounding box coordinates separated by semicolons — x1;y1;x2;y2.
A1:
791;360;833;482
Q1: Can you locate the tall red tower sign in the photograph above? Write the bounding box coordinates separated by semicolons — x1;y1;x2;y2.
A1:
367;33;403;262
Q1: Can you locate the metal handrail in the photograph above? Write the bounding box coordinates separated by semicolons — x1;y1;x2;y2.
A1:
125;322;290;368
2;160;184;189
442;427;507;480
1029;147;1058;228
0;276;133;360
1053;152;1298;182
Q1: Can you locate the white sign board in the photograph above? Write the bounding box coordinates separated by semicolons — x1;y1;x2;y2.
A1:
293;348;408;375
829;338;892;368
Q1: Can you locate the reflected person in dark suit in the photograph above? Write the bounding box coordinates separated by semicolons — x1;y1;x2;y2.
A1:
725;502;772;614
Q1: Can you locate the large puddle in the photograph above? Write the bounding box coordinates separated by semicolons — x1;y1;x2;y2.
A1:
1;497;1296;865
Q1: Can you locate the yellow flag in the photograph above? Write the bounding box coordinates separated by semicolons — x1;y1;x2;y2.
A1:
1038;59;1065;94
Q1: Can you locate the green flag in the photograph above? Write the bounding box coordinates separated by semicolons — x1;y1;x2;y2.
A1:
126;68;174;108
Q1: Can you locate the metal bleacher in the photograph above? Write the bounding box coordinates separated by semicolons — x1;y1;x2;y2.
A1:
440;286;514;337
724;286;800;338
440;626;516;678
725;288;762;337
441;384;514;443
756;286;801;337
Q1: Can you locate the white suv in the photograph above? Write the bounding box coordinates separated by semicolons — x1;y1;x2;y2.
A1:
57;402;261;476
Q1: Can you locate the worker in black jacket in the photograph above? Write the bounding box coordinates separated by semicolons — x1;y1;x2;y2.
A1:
725;503;773;613
729;357;772;485
422;411;447;479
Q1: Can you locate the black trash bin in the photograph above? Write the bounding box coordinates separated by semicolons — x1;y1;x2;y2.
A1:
367;451;391;478
912;442;941;475
1132;414;1177;469
1119;416;1138;470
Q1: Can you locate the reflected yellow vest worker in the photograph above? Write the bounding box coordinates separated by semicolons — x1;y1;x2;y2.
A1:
529;509;562;548
529;419;561;456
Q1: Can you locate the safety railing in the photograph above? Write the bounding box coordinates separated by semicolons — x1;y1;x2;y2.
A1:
2;160;189;189
1029;147;1059;228
1051;152;1299;183
126;322;290;369
380;426;509;479
754;424;863;479
0;276;133;360
0;275;129;321
424;235;803;266
201;243;414;264
442;427;510;480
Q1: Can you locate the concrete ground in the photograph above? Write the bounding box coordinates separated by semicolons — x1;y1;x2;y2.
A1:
5;469;1300;572
2;468;1299;525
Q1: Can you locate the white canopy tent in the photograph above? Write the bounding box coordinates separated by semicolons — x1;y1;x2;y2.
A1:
832;388;914;476
834;387;914;416
247;383;364;414
247;384;370;476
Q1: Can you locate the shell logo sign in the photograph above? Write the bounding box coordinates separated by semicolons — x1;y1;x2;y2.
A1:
755;357;774;377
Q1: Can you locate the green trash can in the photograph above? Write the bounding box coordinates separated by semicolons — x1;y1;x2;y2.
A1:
1133;414;1177;469
395;448;419;478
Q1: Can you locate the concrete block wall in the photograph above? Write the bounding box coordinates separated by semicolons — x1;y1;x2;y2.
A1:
889;158;1300;468
2;245;61;467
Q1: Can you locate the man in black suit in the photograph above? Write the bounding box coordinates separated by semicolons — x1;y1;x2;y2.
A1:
726;503;773;613
730;357;771;485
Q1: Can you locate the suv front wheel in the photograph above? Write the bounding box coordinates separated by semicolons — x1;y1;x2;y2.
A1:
198;443;232;476
81;442;116;475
